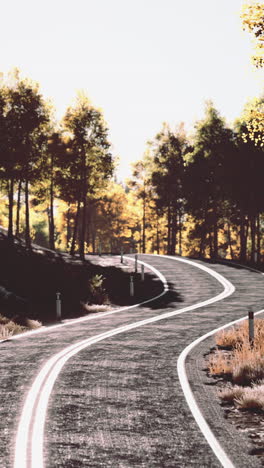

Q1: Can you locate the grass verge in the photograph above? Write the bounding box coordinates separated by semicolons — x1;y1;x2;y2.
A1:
207;318;264;411
0;314;42;340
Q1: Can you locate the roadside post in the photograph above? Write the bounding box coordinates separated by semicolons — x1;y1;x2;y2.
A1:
248;309;254;346
98;243;102;257
135;254;138;273
130;275;134;297
121;248;123;264
56;292;61;321
141;264;145;281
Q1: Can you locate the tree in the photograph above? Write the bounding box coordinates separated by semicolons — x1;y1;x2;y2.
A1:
128;152;154;253
150;123;186;255
63;93;114;259
241;1;264;68
184;102;235;258
231;115;264;261
241;3;264;146
0;70;50;248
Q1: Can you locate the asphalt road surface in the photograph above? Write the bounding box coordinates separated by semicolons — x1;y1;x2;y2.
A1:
1;254;264;468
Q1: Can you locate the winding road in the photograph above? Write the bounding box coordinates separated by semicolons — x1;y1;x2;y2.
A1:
1;254;264;468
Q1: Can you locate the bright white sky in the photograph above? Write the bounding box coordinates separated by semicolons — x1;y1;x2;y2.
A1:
1;0;263;180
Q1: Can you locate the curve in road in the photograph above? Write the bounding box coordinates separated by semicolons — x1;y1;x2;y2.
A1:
14;255;235;468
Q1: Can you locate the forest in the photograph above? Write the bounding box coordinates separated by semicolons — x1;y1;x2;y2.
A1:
0;2;263;265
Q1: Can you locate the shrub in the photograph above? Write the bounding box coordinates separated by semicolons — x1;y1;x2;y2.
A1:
88;274;108;304
209;319;264;385
219;381;264;411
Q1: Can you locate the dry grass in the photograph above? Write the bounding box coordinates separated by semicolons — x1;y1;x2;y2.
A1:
208;318;264;413
0;313;42;340
215;321;248;348
208;350;232;376
80;302;112;313
209;318;264;385
25;318;42;329
216;319;264;349
218;385;245;403
219;381;264;411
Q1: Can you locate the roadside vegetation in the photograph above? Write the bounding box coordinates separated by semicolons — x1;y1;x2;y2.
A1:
0;233;163;338
208;319;264;411
0;314;41;340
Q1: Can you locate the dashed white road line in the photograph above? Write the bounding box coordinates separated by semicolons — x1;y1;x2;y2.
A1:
14;255;236;468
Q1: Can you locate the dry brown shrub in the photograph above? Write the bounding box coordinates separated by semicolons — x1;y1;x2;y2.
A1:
218;385;245;403
80;303;112;313
216;326;246;348
219;382;264;411
210;319;264;383
5;322;27;335
0;314;9;325
232;356;264;385
210;319;264;413
235;382;264;411
0;314;42;340
0;324;13;340
25;318;42;329
208;350;232;376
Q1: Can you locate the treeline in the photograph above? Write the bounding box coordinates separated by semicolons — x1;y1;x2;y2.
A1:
0;69;263;263
127;98;264;262
0;70;114;259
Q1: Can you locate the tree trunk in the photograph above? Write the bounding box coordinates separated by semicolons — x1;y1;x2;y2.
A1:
15;178;22;237
66;205;71;249
245;217;249;261
167;204;171;255
70;199;81;256
178;211;182;255
79;152;87;261
79;196;87;260
250;214;256;262
199;213;207;258
171;207;177;255
156;218;160;254
257;213;261;263
227;223;234;261
92;229;96;254
209;231;213;258
8;176;14;242
142;192;146;254
49;155;55;250
25;177;31;250
213;201;218;258
240;212;247;262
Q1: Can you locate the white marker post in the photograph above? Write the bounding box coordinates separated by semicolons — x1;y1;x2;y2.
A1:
135;254;138;273
248;310;254;346
141;264;145;281
56;292;61;321
130;276;134;297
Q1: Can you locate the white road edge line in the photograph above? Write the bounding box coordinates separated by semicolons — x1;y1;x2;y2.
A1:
177;308;264;468
14;255;235;468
